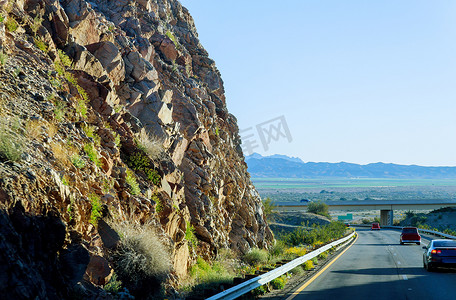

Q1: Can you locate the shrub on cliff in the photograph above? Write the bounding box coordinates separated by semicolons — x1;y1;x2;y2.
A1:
0;120;23;162
243;248;269;266
110;221;171;297
137;129;165;162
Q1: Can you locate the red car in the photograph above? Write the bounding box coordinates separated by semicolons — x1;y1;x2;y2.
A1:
400;227;421;245
371;223;380;230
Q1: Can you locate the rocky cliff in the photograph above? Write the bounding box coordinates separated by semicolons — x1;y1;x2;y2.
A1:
0;0;273;298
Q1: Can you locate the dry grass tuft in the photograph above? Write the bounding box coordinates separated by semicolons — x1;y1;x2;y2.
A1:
25;119;44;140
47;122;58;138
109;220;171;297
0;117;24;162
50;141;69;167
137;129;165;162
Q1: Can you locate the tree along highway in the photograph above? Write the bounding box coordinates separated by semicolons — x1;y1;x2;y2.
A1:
285;228;456;300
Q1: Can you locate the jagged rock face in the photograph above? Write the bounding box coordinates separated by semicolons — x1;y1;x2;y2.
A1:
63;0;273;253
0;0;272;297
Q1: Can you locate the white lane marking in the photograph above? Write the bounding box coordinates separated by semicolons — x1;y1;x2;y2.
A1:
397;261;401;265
402;275;408;280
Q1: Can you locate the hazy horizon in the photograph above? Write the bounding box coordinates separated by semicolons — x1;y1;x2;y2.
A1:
246;152;456;168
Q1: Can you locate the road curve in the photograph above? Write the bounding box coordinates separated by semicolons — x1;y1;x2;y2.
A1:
286;228;456;300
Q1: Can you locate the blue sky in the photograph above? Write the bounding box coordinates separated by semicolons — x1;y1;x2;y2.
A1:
180;0;456;166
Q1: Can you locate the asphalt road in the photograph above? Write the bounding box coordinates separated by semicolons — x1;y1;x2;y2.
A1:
287;228;456;300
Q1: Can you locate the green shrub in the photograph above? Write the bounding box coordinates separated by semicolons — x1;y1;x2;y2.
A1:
82;125;101;146
5;17;18;32
84;143;101;167
0;120;23;162
410;215;427;227
0;132;22;162
128;152;161;186
102;178;114;194
110;221;171;297
76;97;88;118
280;221;346;247
50;77;62;89
443;228;456;236
61;176;69;186
152;194;163;213
55;62;65;76
185;221;198;248
307;200;330;218
34;38;48;52
270;275;287;290
262;197;277;221
269;240;286;258
30;15;43;35
290;265;304;275
70;153;85;168
53;52;90;120
126;169;140;195
129;152;149;170
104;273;122;294
0;14;4;23
13;66;21;77
0;51;7;66
361;218;372;224
243;248;269;266
67;198;75;221
57;49;72;67
76;84;89;103
165;30;178;46
252;285;267;296
318;251;328;260
303;260;314;270
147;169;161;186
88;193;102;225
190;257;232;284
284;246;307;259
114;131;121;147
53;98;66;121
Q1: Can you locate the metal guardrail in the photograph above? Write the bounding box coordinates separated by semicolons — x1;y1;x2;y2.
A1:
353;224;456;239
207;231;356;300
416;228;456;239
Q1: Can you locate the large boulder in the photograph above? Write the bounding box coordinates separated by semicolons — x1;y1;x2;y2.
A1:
86;41;125;86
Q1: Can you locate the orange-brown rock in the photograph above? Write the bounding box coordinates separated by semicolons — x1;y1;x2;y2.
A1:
0;0;273;298
85;255;113;286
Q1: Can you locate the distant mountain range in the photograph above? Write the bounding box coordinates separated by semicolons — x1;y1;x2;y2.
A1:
245;153;456;179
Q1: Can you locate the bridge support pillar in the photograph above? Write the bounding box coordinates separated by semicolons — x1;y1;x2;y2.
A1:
380;210;393;226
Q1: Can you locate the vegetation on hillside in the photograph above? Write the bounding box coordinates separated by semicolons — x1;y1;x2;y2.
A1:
181;220;350;298
307;200;330;218
279;221;346;247
262;197;277;221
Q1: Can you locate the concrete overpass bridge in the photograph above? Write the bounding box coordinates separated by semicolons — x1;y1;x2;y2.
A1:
274;199;456;226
